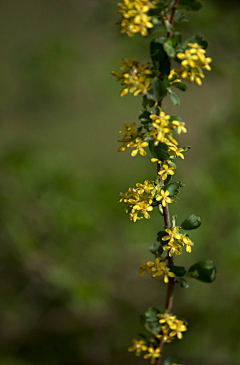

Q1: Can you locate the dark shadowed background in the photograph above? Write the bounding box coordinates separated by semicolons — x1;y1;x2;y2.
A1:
0;0;240;364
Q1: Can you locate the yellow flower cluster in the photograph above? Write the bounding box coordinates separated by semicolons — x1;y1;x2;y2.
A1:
139;257;175;283
111;58;153;97
117;111;187;163
119;181;173;222
118;122;149;156
119;180;155;222
157;312;187;340
128;338;161;364
176;42;212;85
162;227;194;256
116;0;157;37
150;112;187;146
127;314;186;362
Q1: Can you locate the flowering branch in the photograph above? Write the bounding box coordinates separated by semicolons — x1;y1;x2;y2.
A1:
112;1;216;364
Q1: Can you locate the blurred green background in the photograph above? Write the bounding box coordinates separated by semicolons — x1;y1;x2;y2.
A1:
0;0;240;364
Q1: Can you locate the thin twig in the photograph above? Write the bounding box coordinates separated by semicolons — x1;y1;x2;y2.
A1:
167;0;180;38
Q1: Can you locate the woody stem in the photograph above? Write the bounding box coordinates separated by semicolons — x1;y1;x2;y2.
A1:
156;160;175;363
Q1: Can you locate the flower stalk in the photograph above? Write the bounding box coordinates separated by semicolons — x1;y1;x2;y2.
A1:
112;1;216;364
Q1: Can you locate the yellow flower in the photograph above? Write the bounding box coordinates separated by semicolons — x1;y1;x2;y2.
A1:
118;133;135;152
168;69;181;83
131;137;149;156
152;261;175;283
128;338;148;356
157;313;176;327
112;58;153;97
118;188;132;203
180;236;194;253
156;189;172;207
128;209;142;222
163;241;182;257
156;324;174;343
171;120;187;134
143;347;161;364
139;260;152;277
169;319;187;339
162;227;182;244
116;0;156;37
177;49;199;68
167;133;178;146
169;145;185;159
136;180;154;194
158;163;176;180
150;112;171;143
133;200;153;219
120;180;154;221
119;121;136;136
176;43;212;86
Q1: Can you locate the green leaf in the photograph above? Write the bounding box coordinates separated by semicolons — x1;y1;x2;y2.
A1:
149;243;163;255
163;39;176;58
141;307;162;335
145;307;160;321
150;38;171;75
142;95;155;108
182;34;208;50
150;23;166;33
181;214;201;230
187;260;217;283
157;231;167;244
169;91;180;106
172;82;188;91
167;264;186;277
139;110;151;123
174;10;189;22
149;140;170;161
164;355;181;365
178;0;204;11
158;203;164;216
179;277;189;288
152;77;168;100
169;115;184;124
162;183;180;197
182;146;191;153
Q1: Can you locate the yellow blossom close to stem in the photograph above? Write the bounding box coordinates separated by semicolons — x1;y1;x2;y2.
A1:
158;163;176;180
156;324;174;343
111;58;153;97
157;313;176;327
162;227;182;244
156;189;172;207
140;258;175;282
143;347;162;364
128;338;148;356
169;319;187;339
163;241;182;257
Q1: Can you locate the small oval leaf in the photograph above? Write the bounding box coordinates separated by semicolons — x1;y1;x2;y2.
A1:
181;214;201;230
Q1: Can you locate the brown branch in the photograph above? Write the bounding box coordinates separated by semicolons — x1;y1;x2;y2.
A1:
167;0;180;38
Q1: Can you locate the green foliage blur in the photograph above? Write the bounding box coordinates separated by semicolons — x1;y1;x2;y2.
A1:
0;0;240;364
